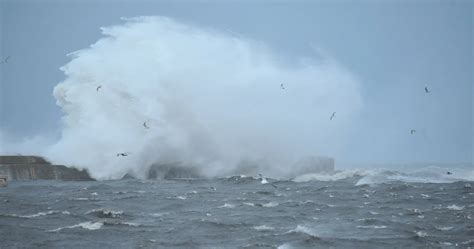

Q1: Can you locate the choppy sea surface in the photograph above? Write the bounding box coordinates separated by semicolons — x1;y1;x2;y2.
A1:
1;167;473;249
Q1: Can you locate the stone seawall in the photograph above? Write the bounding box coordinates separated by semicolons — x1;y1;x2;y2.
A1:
0;156;93;181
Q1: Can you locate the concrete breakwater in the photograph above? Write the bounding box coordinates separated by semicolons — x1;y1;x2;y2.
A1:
0;156;93;181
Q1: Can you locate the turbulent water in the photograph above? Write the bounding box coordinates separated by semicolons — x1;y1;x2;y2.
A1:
1;169;473;249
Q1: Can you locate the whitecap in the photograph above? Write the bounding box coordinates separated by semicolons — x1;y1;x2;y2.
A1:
243;202;255;207
461;239;474;245
290;225;319;237
446;204;464;210
86;208;123;218
415;231;428;238
277;243;294;249
71;197;90;201
262;202;279;208
407;208;422;215
150;212;168;217
103;220;140;227
435;226;453;231
9;210;66;218
22;210;60;218
253;225;274;231
48;221;103;232
218;203;235;208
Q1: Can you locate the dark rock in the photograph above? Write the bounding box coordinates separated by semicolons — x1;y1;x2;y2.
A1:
0;155;94;181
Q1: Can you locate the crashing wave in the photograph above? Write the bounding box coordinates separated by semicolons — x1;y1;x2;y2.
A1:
356;166;474;186
292;169;368;182
28;15;362;180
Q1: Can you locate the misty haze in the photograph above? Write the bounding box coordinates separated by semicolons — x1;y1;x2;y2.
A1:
0;1;472;248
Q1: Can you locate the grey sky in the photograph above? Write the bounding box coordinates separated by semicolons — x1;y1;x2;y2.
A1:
0;0;472;164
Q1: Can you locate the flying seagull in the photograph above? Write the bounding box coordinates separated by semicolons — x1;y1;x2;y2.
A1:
116;152;131;157
280;83;285;90
330;112;336;120
410;129;416;134
96;85;102;92
424;86;430;93
0;56;10;64
143;122;150;129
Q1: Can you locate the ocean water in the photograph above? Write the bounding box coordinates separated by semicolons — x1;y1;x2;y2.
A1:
1;170;473;249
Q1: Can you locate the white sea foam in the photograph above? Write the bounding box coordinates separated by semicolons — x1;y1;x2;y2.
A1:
150;212;168;217
3;210;70;219
48;221;103;232
18;210;60;218
446;204;464;210
290;225;319;237
415;231;428;238
262;202;279;208
243;202;255;207
277;243;294;249
435;226;453;231
218;203;235;208
253;225;275;231
86;208;123;218
71;197;90;201
293;170;368;182
461;239;474;245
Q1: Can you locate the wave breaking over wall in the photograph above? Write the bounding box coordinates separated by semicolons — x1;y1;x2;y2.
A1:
37;16;362;179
